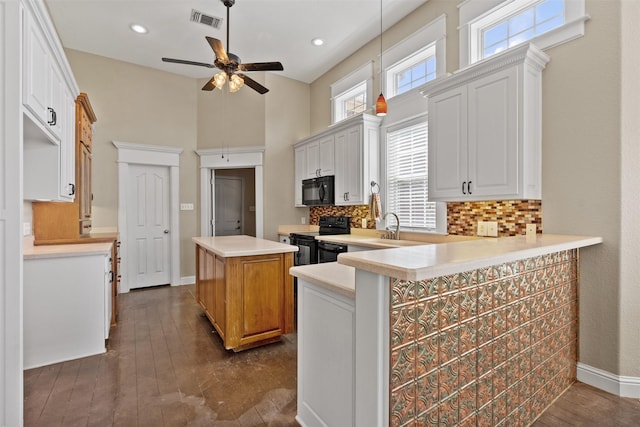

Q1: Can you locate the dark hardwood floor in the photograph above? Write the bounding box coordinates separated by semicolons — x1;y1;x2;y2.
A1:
24;284;640;426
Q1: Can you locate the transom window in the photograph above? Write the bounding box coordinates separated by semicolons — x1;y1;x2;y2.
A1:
482;0;564;58
330;62;373;124
386;45;437;98
385;119;437;230
460;0;588;67
335;82;367;121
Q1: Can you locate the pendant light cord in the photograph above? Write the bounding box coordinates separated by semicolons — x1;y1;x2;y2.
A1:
380;0;383;93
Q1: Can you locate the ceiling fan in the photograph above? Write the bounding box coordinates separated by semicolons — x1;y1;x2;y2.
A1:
161;0;283;94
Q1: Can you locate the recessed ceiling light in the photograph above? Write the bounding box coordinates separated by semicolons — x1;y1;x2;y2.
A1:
311;38;324;46
130;24;148;34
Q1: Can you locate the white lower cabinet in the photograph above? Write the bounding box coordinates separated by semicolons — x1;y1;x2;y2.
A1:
297;279;355;427
24;249;112;369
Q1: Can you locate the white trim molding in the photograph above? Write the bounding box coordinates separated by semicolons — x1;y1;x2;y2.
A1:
181;275;196;285
577;362;640;398
113;141;183;292
195;146;265;239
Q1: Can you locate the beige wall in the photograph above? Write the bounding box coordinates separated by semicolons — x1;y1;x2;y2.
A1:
308;1;637;377
65;49;309;279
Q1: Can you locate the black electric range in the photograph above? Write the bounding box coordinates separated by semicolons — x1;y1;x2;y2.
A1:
290;216;351;265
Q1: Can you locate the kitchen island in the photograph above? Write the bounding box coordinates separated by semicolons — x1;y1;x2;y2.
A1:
193;235;297;352
290;234;602;427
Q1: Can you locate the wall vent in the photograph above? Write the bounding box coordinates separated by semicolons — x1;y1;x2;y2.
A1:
190;9;222;29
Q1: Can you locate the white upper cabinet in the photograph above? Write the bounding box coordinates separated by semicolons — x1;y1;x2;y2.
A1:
294;113;381;207
22;0;79;201
423;43;549;202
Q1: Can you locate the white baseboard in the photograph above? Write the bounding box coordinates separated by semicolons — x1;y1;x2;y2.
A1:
179;275;195;286
577;362;640;398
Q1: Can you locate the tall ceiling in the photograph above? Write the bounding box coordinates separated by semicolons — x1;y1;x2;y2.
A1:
45;0;428;84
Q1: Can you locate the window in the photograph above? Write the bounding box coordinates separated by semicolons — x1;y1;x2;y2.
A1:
334;81;367;122
386;45;437;98
382;14;446;101
331;62;373;124
385;118;438;231
460;0;588;67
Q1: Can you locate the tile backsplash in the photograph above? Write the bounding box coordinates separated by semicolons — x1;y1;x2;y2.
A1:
447;200;542;236
310;200;542;236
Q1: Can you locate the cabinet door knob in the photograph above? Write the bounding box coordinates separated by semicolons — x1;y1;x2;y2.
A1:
462;181;467;194
164;229;170;234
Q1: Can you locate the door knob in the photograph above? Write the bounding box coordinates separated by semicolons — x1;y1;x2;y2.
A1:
164;229;170;234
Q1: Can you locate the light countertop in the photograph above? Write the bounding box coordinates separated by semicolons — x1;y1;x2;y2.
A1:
290;262;355;298
337;234;602;281
24;237;113;260
193;235;298;258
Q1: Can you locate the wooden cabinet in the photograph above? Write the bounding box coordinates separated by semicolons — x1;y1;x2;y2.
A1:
294;113;381;207
195;243;295;351
76;93;97;235
423;43;549;202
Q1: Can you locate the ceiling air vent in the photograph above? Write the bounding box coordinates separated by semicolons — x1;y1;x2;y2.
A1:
190;9;222;29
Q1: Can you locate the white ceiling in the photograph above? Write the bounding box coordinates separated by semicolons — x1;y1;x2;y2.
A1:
45;0;428;84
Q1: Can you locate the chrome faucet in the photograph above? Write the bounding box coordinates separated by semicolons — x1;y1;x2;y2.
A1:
383;212;400;240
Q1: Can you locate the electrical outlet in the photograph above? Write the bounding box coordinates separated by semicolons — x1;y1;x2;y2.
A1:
526;223;537;237
477;221;487;236
23;222;31;236
361;218;367;228
301;217;306;225
487;221;498;237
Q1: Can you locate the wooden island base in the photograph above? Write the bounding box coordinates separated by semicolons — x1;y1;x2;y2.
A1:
194;236;296;352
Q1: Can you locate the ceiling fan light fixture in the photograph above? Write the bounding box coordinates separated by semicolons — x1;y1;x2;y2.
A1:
229;74;244;92
214;71;227;89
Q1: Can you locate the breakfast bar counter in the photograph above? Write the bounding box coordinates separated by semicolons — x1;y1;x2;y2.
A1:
193;235;297;352
290;234;602;427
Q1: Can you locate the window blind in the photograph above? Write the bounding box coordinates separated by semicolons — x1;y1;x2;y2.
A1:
386;121;437;230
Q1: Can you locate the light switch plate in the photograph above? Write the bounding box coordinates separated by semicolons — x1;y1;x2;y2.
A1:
477;221;487;236
487;221;498;237
180;203;194;211
526;224;536;236
23;222;31;236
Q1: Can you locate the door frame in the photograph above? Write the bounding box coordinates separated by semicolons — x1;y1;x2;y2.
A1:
113;141;183;292
196;146;264;238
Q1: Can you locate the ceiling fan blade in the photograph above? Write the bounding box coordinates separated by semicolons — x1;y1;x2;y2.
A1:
239;62;284;72
206;36;229;63
202;76;218;91
238;73;269;94
162;57;214;68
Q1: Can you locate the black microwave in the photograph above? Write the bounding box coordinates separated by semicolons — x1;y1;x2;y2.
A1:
302;176;334;206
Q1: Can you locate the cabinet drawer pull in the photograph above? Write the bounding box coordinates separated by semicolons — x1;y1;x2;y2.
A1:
462;181;467;194
47;107;57;126
468;181;472;195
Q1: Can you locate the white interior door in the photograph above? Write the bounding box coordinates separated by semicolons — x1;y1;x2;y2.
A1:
128;164;171;288
214;176;243;236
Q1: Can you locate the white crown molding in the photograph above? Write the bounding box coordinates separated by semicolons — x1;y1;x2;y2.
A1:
195;146;265;156
577;362;640;398
421;43;550;98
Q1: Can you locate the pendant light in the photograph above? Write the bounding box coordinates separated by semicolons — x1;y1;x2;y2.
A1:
375;0;387;116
